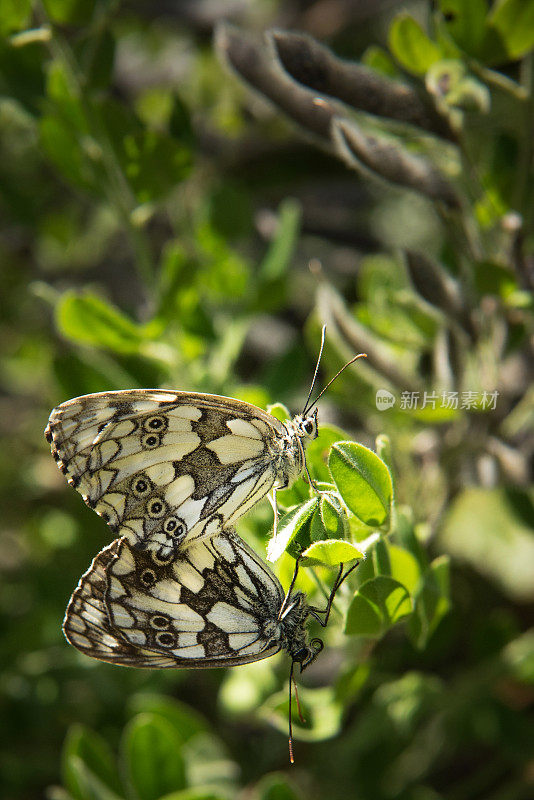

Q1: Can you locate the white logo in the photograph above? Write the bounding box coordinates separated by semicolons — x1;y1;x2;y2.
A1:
376;389;395;410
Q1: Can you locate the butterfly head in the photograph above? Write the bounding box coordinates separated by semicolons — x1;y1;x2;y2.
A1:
292;637;324;673
281;591;323;672
291;408;319;444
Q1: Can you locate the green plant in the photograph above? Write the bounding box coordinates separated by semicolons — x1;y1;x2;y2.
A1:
1;2;532;800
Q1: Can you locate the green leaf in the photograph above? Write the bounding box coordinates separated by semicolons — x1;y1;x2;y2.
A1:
308;493;348;543
43;0;96;25
98;97;192;203
62;724;123;800
83;29;116;92
474;260;517;298
361;45;400;77
502;630;534;684
305;424;347;483
439;487;534;601
275;479;312;509
266;498;318;561
258;198;301;282
0;0;32;35
388;13;442;75
159;791;229;800
207;183;253;239
372;538;391;576
122;713;187;800
254;773;302;800
128;694;208;743
301;539;362;567
439;0;488;55
220;660;277;715
388;544;422;596
329;442;392;527
181;732;238;794
320;493;348;538
426;60;490;112
195;221;249;300
345;576;412;636
56;290;146;354
169;93;194;145
62;757;123;800
260;685;342;742
40;116;100;194
409;555;451;649
266;402;291;424
488;0;534;59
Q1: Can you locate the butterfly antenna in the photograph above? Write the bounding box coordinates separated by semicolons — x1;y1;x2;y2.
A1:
304;353;367;414
302;324;327;416
288;660;296;764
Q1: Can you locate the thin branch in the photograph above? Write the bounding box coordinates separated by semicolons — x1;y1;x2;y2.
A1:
269;29;457;142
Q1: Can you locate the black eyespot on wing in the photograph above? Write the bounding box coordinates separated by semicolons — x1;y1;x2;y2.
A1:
156;631;176;647
140;568;157;587
143;415;168;433
141;433;161;449
131;474;153;498
146;498;167;519
150;614;170;630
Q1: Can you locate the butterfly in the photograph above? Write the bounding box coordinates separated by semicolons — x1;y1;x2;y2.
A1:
45;388;320;563
45;329;364;564
63;526;359;761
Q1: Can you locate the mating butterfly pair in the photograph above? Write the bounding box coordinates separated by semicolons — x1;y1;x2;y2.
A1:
46;346;363;760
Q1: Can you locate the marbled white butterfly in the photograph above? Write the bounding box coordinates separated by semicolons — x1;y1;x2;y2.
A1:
45;330;364;563
45;388;320;563
48;330;365;760
63;526;359;761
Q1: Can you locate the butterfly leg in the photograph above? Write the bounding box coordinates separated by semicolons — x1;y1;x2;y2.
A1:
304;458;318;493
269;489;280;539
278;555;303;620
308;560;360;627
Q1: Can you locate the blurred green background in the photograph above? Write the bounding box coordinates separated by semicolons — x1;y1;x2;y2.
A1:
1;1;533;799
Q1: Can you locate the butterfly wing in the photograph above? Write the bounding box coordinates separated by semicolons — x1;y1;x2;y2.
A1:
63;529;285;667
46;390;286;560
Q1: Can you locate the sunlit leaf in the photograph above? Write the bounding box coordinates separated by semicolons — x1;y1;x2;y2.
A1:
329;442;392;527
56;291;145;354
301;539;363;567
266;498;319;562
